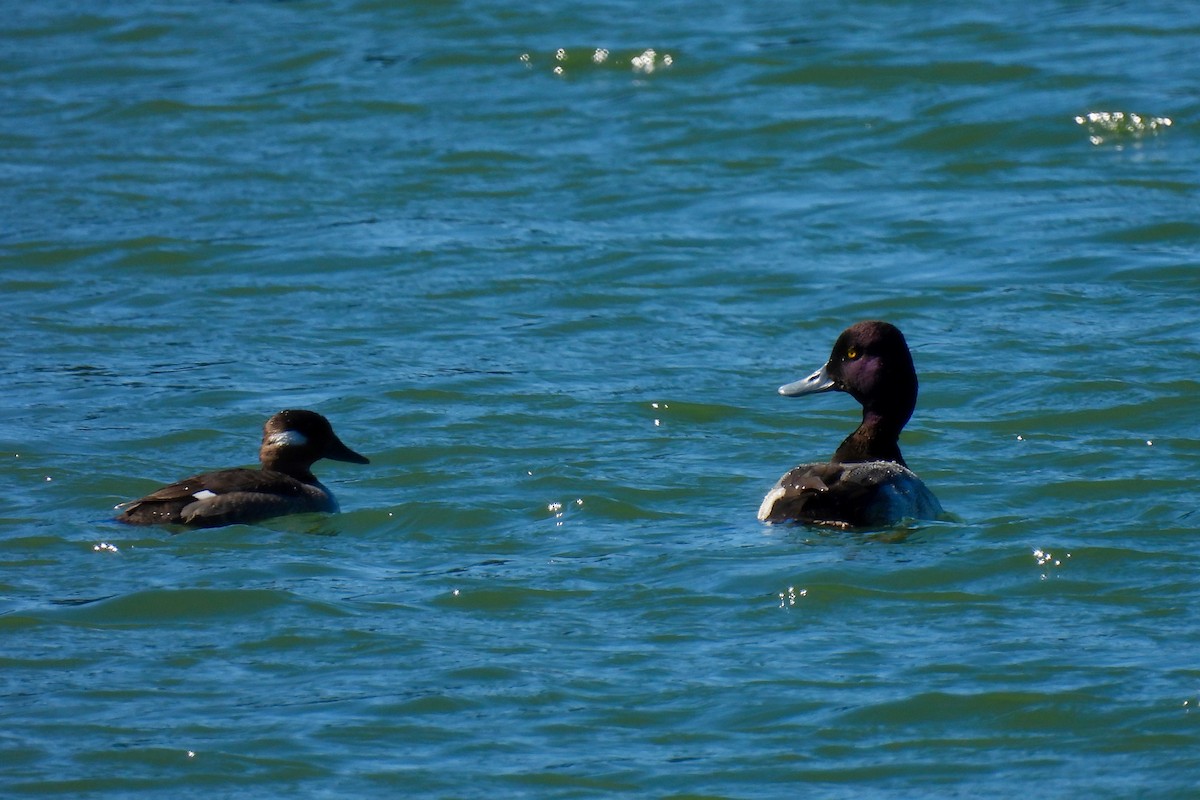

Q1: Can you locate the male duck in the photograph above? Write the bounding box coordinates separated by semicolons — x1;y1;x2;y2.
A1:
117;409;369;528
758;320;943;528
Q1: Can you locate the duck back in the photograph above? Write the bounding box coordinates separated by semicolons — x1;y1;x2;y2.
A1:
758;461;943;529
118;468;338;528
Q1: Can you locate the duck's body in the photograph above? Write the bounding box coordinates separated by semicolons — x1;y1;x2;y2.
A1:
759;461;942;529
759;321;943;528
117;410;369;528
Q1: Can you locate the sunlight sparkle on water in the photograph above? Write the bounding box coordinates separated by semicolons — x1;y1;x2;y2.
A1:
779;586;807;609
1033;548;1071;580
518;48;675;77
1075;111;1172;146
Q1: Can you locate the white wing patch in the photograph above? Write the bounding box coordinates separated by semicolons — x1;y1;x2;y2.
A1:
192;489;218;500
266;430;308;448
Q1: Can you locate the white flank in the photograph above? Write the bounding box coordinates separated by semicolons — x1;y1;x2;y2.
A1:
757;486;785;522
192;489;217;500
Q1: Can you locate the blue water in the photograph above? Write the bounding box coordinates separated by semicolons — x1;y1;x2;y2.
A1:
3;1;1199;797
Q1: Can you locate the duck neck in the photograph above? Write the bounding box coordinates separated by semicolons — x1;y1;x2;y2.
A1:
260;450;317;482
832;409;907;466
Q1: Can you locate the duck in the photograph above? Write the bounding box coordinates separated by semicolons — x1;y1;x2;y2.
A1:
758;320;943;529
117;409;369;528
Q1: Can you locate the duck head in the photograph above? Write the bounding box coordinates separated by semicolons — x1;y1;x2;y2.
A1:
778;320;919;464
260;409;370;479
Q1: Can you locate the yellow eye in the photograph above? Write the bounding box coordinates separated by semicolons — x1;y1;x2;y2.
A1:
846;347;859;360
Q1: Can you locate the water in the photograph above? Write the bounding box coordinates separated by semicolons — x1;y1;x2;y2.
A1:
3;1;1199;796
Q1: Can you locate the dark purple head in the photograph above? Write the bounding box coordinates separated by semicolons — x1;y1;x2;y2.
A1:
778;321;920;462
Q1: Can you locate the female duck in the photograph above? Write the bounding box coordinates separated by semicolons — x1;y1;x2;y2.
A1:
117;409;369;528
758;321;943;528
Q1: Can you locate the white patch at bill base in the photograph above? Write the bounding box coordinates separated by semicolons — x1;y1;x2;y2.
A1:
267;430;308;448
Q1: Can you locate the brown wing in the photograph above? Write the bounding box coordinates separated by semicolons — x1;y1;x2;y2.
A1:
759;462;843;525
117;468;311;527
